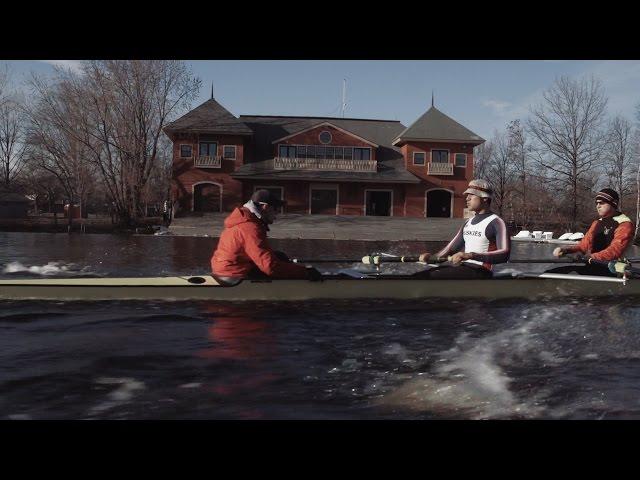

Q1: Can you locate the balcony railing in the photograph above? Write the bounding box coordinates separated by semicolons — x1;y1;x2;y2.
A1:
426;162;454;175
194;155;222;169
274;157;377;173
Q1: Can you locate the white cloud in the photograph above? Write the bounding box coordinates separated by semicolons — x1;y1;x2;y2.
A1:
38;60;83;74
482;99;512;115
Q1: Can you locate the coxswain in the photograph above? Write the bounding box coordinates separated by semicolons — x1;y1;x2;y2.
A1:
211;189;322;284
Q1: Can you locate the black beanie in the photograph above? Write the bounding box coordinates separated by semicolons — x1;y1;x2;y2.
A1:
595;188;619;209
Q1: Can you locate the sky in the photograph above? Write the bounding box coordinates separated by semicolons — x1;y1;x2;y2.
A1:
2;60;640;140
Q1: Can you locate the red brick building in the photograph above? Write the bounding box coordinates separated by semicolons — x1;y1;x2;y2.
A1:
163;98;485;218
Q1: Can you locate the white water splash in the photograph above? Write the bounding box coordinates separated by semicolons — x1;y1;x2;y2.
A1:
7;414;32;420
3;261;72;276
379;306;568;419
88;377;146;416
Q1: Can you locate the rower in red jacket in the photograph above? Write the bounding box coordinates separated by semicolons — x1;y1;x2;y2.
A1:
548;188;635;276
211;190;322;284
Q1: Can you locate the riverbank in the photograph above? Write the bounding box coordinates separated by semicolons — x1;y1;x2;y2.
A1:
0;215;164;234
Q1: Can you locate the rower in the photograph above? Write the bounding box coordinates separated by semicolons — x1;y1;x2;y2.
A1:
548;188;635;277
415;179;510;279
211;189;322;285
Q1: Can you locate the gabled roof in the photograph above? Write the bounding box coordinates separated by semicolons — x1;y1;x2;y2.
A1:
392;106;484;146
271;121;379;148
232;115;418;183
163;98;253;136
239;115;405;163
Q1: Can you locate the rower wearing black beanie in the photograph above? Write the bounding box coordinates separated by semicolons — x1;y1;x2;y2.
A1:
548;188;635;276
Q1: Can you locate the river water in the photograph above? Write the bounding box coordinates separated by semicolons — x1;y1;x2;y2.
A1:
2;231;640;420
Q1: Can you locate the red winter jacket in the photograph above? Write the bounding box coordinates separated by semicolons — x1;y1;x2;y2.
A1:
564;213;635;261
211;207;309;279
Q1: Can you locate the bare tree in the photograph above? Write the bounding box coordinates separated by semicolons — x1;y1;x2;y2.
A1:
528;75;608;230
51;61;201;226
603;115;635;210
0;68;29;189
473;141;493;180
506;119;532;227
25;80;95;229
0;97;29;189
485;129;517;218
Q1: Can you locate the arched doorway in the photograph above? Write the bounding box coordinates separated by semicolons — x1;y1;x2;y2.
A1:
193;182;222;212
425;189;452;218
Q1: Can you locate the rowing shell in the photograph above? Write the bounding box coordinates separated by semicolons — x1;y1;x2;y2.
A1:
0;273;635;301
511;237;578;245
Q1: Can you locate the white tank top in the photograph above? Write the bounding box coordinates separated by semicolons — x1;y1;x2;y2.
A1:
462;214;497;266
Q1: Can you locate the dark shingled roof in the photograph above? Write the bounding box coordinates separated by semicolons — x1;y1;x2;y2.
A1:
393;106;484;145
231;115;420;183
164;98;253;136
240;115;407;163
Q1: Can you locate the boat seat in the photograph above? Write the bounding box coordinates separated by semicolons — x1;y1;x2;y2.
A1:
514;230;531;238
542;231;553;239
558;232;573;240
568;232;584;241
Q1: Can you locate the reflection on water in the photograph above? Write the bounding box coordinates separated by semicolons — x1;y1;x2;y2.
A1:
2;232;640;419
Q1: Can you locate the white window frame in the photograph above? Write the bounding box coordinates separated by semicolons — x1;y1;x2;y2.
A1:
222;145;237;160
254;185;285;214
353;147;372;161
364;189;394;217
412;151;427;166
309;184;339;215
179;144;193;158
199;141;218;157
191;181;223;213
424;188;454;218
454;153;467;167
430;148;450;163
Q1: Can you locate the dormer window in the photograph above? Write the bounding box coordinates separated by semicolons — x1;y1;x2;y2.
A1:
319;131;332;144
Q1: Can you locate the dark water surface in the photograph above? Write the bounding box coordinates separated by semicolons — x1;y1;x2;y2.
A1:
2;231;640;420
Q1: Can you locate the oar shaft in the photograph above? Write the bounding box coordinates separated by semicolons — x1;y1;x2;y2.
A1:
292;258;362;263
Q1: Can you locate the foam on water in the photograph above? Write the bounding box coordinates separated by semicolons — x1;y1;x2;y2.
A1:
378;306;571;419
88;377;146;416
3;261;72;275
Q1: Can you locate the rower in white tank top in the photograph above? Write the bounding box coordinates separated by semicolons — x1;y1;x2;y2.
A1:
462;213;498;267
415;179;511;279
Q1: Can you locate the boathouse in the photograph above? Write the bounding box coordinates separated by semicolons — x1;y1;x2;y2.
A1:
164;97;485;218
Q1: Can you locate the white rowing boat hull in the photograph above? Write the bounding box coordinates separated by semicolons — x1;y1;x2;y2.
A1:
510;237;578;245
0;274;635;301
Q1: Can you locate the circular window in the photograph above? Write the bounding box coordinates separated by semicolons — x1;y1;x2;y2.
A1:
319;131;332;144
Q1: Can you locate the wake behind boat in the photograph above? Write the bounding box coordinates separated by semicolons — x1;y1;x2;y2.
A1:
0;271;634;301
